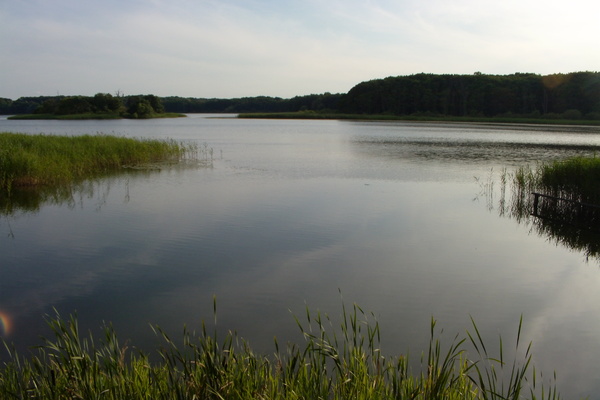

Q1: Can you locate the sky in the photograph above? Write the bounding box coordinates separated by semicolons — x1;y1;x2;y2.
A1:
1;0;599;100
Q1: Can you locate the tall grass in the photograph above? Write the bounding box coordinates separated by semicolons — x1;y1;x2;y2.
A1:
0;133;199;193
511;156;600;203
477;158;600;259
0;302;562;399
536;156;600;203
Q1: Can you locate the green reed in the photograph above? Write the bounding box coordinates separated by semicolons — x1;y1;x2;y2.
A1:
0;301;562;399
513;156;600;204
476;163;600;260
0;132;199;193
538;156;600;203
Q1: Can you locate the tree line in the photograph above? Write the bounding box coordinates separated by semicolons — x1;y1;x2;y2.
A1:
0;94;166;119
0;93;343;116
156;93;342;113
1;71;598;120
338;71;600;119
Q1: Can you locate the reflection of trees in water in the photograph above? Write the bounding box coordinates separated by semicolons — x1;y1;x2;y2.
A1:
0;170;150;238
478;168;600;261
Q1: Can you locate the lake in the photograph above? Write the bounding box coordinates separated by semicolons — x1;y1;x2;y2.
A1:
1;114;600;398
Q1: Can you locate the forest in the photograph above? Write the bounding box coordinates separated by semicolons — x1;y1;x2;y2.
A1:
338;71;600;119
1;71;599;120
1;94;168;119
0;93;342;116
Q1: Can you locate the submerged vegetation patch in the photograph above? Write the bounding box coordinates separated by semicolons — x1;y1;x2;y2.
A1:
0;132;201;194
0;302;562;399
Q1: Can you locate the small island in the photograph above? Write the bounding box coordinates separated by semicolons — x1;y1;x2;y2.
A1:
8;93;184;120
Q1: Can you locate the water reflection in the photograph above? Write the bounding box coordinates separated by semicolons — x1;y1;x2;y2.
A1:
0;161;208;219
356;138;600;166
2;118;600;399
1;176;134;241
480;171;600;261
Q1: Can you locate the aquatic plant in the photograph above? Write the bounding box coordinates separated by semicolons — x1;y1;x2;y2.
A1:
478;157;600;260
536;156;600;203
0;302;562;399
0;132;200;194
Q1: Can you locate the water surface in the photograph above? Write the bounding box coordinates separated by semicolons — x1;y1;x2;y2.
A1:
1;115;600;398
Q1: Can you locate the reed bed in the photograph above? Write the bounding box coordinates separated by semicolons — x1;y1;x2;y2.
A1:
0;302;561;399
477;158;600;259
0;133;199;193
511;156;600;203
536;156;600;204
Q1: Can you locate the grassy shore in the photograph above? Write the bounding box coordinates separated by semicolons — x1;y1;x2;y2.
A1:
0;132;197;192
8;112;186;120
238;111;600;126
0;303;561;399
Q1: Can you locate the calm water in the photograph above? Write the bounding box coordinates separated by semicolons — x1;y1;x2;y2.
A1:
2;115;600;398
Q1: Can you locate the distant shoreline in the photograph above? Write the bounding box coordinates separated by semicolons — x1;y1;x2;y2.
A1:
237;112;600;126
7;112;186;120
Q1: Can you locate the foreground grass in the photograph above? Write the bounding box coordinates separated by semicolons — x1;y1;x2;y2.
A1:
238;112;600;126
0;304;561;400
0;132;198;192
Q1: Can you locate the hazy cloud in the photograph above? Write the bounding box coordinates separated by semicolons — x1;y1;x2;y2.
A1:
1;0;598;99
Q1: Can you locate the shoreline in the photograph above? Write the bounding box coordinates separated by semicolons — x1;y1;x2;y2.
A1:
237;111;600;126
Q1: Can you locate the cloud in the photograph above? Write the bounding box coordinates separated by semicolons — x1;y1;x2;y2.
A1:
1;0;599;99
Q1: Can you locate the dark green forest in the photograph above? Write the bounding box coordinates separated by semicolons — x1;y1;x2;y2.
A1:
2;94;168;119
0;93;343;117
2;71;599;120
338;71;600;119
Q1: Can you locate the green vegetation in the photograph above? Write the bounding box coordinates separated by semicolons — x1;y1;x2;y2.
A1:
0;303;561;399
338;72;600;120
6;93;185;120
536;157;600;203
479;157;600;260
514;156;600;204
4;72;598;123
0;133;198;193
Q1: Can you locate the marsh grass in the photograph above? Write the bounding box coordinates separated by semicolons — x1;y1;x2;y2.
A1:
0;132;200;194
536;156;600;204
510;156;600;234
477;157;600;260
479;156;600;216
0;302;561;399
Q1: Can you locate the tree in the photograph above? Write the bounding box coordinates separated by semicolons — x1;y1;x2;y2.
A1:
126;95;165;118
91;93;124;113
55;96;92;115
